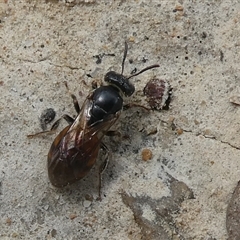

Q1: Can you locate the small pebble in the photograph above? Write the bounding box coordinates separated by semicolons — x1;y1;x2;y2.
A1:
230;96;240;105
6;218;12;226
83;200;92;208
69;213;77;220
141;149;153;161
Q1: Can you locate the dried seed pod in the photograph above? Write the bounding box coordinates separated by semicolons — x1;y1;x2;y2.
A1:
143;79;172;110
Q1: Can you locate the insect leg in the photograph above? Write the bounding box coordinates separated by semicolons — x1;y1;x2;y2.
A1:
64;81;81;114
97;143;111;201
103;130;122;145
121;41;128;75
50;114;74;130
104;130;121;137
123;103;151;111
27;114;74;138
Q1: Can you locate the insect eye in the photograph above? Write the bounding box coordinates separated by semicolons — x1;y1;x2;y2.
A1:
104;71;116;83
122;82;135;96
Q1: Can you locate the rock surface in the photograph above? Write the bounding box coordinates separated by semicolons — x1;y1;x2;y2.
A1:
1;1;240;239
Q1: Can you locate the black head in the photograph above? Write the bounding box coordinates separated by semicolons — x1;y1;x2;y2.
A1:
104;71;135;96
104;42;160;97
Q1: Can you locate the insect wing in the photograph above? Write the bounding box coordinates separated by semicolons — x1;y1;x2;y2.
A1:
48;98;120;187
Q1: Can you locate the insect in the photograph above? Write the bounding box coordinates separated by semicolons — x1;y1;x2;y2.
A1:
28;42;159;200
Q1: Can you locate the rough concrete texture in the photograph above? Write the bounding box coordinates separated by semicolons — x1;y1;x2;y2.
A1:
1;0;240;239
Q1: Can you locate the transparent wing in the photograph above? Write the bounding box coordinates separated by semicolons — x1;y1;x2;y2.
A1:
53;97;120;166
48;97;121;187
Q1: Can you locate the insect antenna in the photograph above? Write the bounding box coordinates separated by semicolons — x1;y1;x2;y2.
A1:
121;41;159;79
128;64;160;79
121;41;128;75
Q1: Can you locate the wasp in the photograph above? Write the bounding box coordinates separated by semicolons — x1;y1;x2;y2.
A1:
28;42;159;200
